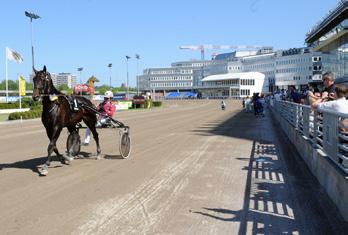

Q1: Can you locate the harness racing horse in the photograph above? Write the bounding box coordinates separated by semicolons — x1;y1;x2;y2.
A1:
32;66;101;175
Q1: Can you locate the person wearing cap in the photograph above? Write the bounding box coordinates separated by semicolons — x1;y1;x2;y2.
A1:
98;90;116;119
84;90;116;145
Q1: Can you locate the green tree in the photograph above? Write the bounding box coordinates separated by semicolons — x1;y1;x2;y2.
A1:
95;84;111;95
26;83;33;90
57;84;69;91
0;80;18;90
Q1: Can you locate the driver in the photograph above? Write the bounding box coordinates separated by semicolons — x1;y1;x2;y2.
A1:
84;90;116;145
97;90;116;126
221;100;226;109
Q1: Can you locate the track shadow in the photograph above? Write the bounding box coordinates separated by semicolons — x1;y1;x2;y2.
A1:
0;155;63;176
77;151;124;160
0;151;106;176
191;108;348;233
104;154;124;160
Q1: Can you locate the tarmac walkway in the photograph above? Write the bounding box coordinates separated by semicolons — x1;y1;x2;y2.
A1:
218;104;348;234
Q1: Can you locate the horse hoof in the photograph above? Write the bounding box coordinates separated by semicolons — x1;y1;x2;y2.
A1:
63;153;74;162
39;168;48;176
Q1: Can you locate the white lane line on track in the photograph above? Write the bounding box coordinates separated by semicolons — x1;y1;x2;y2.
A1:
75;135;218;235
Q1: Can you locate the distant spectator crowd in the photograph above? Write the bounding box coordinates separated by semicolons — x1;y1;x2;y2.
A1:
271;71;348;114
243;71;348;118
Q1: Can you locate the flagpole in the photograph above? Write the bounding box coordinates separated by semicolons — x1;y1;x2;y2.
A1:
5;48;8;103
19;75;23;122
18;75;22;110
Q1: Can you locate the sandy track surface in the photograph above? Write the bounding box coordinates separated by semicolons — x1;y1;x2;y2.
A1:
0;100;346;234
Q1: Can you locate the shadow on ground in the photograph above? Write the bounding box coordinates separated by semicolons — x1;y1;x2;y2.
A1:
191;108;348;234
0;151;123;176
0;155;62;175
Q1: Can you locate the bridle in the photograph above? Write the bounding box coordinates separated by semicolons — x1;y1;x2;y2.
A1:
33;72;51;97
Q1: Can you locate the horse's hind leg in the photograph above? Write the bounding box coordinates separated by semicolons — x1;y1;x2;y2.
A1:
90;126;101;158
84;117;101;158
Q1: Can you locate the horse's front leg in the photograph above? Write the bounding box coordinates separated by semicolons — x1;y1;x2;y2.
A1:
44;126;66;165
40;126;63;176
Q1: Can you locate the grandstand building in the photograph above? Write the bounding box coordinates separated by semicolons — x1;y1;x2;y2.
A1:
137;60;224;98
54;73;77;88
29;72;77;89
305;0;348;85
138;46;339;99
200;72;266;98
138;1;346;99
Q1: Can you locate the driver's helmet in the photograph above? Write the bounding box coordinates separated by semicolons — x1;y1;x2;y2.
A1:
104;90;113;99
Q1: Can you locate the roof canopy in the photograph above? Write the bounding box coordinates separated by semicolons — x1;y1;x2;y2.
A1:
202;72;265;82
306;1;348;44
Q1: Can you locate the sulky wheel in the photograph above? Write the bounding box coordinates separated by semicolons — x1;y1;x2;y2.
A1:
67;131;81;157
119;128;131;159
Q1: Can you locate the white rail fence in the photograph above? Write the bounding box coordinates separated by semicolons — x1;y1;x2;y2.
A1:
271;100;348;174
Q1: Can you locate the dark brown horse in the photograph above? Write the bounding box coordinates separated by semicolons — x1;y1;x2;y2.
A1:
32;66;101;175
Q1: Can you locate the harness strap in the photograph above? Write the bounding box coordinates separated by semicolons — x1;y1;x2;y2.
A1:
48;103;57;113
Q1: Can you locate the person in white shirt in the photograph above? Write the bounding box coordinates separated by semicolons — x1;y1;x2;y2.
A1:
312;84;348;114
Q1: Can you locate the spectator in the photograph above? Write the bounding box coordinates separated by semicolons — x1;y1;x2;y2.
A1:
321;71;336;101
306;85;321;106
245;96;252;112
312;84;348;113
274;90;282;101
289;86;304;104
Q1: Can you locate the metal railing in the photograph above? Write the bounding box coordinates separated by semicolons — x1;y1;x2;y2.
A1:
271;100;348;174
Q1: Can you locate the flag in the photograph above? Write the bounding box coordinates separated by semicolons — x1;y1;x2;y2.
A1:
6;47;23;63
19;75;26;96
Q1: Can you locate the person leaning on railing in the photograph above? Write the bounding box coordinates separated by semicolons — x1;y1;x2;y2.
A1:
311;84;348;113
321;71;336;101
312;84;348;135
306;85;321;106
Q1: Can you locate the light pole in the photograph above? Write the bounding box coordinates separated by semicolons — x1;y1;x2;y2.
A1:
126;55;131;99
77;67;83;96
135;54;140;95
25;11;40;69
108;63;112;88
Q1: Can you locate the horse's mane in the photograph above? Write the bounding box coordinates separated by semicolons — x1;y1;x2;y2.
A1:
51;84;63;95
47;73;65;96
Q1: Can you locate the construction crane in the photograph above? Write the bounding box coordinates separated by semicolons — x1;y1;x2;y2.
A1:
179;44;272;60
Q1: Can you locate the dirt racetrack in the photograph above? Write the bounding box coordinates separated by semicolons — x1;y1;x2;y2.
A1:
0;100;347;234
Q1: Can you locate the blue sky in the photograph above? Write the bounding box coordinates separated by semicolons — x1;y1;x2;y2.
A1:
0;0;339;87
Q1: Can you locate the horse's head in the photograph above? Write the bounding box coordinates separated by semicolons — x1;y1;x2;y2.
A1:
32;65;53;101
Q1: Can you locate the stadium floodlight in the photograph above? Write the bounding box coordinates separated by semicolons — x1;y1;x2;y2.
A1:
25;11;41;20
108;63;112;87
25;11;41;69
77;67;84;95
126;56;131;99
135;54;140;94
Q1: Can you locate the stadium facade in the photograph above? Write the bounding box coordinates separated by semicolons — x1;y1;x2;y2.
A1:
305;0;348;85
137;1;347;98
30;72;77;88
137;47;334;98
